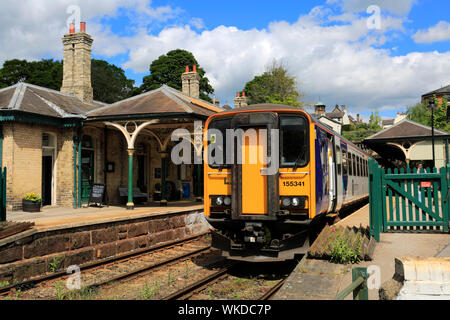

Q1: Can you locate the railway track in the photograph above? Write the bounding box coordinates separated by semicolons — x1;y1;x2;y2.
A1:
162;262;288;301
0;232;213;299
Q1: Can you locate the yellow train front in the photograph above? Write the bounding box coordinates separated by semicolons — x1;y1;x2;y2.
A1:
203;104;369;262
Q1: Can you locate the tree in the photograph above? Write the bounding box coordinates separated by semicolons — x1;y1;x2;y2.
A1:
138;49;214;102
369;111;382;131
407;95;449;132
242;60;303;107
0;59;62;90
91;59;135;104
0;58;136;103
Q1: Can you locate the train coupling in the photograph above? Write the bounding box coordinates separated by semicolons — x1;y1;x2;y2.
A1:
242;222;266;244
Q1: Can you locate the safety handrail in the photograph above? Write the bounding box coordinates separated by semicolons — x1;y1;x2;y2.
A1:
334;267;368;300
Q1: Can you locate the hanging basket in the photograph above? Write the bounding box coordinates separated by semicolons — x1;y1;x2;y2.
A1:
22;199;41;213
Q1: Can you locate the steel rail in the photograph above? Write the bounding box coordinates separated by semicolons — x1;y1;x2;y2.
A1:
162;263;238;300
258;277;287;300
0;231;210;296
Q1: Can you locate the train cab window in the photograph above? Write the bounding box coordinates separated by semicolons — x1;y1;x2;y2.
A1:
336;146;342;175
280;116;308;168
207;117;232;168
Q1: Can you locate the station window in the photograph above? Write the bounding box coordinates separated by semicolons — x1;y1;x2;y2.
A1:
357;157;361;176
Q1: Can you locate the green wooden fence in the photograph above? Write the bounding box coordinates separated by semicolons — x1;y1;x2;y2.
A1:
335;268;368;300
369;158;450;241
0;167;6;222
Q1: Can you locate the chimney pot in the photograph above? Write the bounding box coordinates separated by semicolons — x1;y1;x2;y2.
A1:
80;22;86;33
69;23;75;34
242;91;246;97
193;65;197;72
236;92;240;97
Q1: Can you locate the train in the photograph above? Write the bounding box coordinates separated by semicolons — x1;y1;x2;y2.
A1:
203;104;370;262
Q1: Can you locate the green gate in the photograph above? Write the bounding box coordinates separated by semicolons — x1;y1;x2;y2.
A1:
0;167;6;222
369;158;450;241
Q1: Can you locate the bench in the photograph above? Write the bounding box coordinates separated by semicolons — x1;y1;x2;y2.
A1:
118;187;148;204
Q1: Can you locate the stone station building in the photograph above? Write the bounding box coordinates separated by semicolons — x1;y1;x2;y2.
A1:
0;23;222;212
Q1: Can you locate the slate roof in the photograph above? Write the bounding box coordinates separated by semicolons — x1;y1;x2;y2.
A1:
0;83;104;119
382;119;394;126
87;85;222;120
326;112;344;119
422;84;450;98
365;118;449;141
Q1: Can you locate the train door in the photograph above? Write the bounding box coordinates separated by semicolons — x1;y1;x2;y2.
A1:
240;128;268;215
326;135;336;213
341;143;348;202
315;128;329;214
334;141;344;212
231;112;279;218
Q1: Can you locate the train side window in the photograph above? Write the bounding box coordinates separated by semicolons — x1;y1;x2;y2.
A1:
357;157;361;176
352;154;356;176
342;149;348;175
336;146;342;175
348;152;352;176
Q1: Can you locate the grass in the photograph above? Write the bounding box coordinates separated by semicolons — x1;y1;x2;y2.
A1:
49;255;62;273
327;231;362;264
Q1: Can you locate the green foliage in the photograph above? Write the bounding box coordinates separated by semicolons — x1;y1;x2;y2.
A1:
407;95;450;132
0;281;9;288
327;231;361;264
23;193;41;202
91;59;135;103
49;255;62;273
369;111;382;131
0;58;136;104
139;49;214;102
243;61;303;107
0;59;63;90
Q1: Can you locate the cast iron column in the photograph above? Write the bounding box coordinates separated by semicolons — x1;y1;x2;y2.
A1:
160;152;168;206
127;149;135;210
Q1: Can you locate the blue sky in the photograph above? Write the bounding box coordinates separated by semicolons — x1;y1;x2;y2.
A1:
1;0;450;121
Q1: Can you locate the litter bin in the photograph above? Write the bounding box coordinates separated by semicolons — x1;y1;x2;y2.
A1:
182;183;191;199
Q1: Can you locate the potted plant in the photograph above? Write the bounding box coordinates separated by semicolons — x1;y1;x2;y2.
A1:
22;193;41;212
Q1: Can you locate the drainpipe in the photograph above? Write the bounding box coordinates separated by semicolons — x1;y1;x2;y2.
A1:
78;129;82;208
127;149;135;210
0;123;3;168
160;152;168;206
73;135;78;208
446;139;449;165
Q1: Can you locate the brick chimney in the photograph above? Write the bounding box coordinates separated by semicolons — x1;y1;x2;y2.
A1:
181;65;200;98
234;92;248;108
61;22;93;103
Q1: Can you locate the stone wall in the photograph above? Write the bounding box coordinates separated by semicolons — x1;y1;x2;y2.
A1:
0;211;209;283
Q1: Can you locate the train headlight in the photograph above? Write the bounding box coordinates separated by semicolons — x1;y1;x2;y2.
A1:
281;197;291;207
291;197;300;207
215;196;224;206
224;196;231;206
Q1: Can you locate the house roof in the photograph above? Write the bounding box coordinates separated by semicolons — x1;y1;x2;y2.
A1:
422;84;450;98
326;112;344;119
0;82;103;119
382;119;394;126
87;85;222;120
365;118;450;141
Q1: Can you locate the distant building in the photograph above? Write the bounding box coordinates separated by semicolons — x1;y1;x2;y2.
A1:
421;84;450;120
382;112;407;129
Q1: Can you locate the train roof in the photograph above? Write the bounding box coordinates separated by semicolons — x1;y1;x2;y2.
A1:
213;103;370;157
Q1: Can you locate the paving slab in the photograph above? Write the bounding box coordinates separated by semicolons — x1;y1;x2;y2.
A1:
275;203;450;300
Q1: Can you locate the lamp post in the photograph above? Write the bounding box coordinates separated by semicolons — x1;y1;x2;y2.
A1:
428;98;436;168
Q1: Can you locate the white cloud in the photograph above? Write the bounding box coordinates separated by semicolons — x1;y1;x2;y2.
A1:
0;0;180;62
413;21;450;43
1;0;448;115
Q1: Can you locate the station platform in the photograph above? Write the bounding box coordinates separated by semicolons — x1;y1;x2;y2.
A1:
274;204;450;300
7;201;203;232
